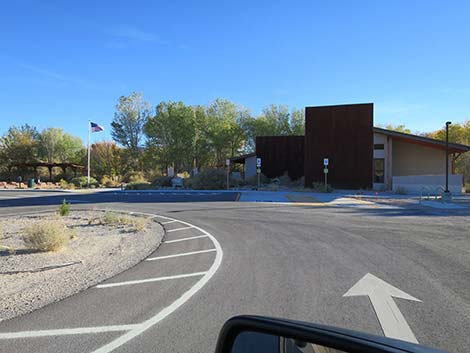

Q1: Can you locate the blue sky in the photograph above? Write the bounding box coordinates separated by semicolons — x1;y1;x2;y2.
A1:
0;0;469;144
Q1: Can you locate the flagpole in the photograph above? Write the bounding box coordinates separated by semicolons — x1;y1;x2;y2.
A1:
87;120;91;188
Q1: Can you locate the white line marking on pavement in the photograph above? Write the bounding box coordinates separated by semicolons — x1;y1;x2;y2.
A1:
343;273;421;343
91;213;223;353
96;272;207;289
161;220;178;224
146;249;216;261
163;235;208;243
0;324;141;339
167;226;193;232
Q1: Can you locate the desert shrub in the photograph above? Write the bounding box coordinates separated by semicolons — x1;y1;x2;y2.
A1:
58;198;71;216
190;169;226;190
278;172;291;186
126;181;151;190
70;176;99;188
101;211;149;232
395;186;408;195
0;224;15;254
311;181;334;193
22;220;69;252
131;217;149;231
124;171;147;183
59;179;68;189
245;173;270;186
100;175;121;188
291;176;305;189
152;176;172;188
184;177;193;189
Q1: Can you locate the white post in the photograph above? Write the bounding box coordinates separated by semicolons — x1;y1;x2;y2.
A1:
87;121;91;188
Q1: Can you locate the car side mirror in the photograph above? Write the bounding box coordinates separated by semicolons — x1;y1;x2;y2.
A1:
214;315;449;353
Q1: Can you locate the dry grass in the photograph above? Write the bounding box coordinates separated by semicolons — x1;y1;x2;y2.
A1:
22;219;70;252
101;211;149;232
0;224;16;254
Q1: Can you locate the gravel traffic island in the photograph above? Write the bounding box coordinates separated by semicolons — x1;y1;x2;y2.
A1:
0;209;164;322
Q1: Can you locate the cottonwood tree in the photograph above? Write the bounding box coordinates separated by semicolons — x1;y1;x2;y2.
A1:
90;141;122;179
39;128;83;165
111;92;152;169
241;105;305;152
145;101;197;173
205;99;247;165
0;125;40;178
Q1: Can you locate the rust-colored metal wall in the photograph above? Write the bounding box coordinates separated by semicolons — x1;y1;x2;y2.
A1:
304;103;373;189
256;136;304;180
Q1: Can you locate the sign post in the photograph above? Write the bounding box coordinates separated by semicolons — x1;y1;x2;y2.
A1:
226;159;230;190
323;158;329;191
256;158;262;190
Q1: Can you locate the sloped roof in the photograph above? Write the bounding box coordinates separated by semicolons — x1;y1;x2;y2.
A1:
374;127;469;153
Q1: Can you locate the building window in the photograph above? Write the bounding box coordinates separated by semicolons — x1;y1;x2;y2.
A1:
374;159;385;183
374;144;384;150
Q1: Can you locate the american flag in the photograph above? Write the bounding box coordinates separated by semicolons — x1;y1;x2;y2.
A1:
90;122;104;133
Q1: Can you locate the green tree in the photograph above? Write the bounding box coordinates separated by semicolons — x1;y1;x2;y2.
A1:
205;99;247;165
290;108;305;135
111;92;151;169
39;128;63;164
378;124;412;134
0;125;40;179
241;105;305;152
58;133;84;164
39;128;83;164
145;101;197;173
425;121;470;184
90;141;122;179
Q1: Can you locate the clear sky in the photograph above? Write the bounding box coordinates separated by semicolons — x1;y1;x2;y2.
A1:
0;0;469;144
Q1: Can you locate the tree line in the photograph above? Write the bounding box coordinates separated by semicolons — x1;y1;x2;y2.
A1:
0;93;305;183
1;92;469;184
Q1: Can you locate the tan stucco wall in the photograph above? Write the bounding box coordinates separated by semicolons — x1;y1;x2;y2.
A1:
392;139;446;176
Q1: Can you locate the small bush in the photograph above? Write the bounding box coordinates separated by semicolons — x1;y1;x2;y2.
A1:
245;173;270;186
190;169;226;190
58;198;71;216
70;176;99;188
100;175;121;188
395;186;408;195
22;220;69;252
278;172;291;186
124;171;147;183
101;211;149;232
102;211;120;225
311;181;334;193
59;179;68;189
0;225;16;254
152;176;172;188
126;181;151;190
291;176;305;189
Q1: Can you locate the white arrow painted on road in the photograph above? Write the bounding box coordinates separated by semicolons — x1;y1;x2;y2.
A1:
343;273;421;343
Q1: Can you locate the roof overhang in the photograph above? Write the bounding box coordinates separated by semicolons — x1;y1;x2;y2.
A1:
230;152;256;164
374;127;470;154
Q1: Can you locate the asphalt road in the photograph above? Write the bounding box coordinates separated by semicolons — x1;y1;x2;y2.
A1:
0;190;469;353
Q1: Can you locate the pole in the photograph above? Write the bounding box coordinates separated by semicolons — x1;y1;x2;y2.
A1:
325;170;327;192
445;121;451;193
226;165;230;190
87;121;91;188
